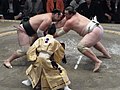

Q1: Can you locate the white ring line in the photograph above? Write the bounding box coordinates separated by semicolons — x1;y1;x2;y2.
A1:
74;55;83;70
0;31;17;37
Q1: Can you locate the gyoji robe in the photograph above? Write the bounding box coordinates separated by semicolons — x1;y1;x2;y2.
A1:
26;34;71;90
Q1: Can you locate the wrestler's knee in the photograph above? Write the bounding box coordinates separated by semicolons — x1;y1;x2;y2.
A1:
77;43;89;53
16;49;26;56
16;46;29;56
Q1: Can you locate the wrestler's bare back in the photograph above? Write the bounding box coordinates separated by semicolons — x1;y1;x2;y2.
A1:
29;13;53;31
64;13;91;36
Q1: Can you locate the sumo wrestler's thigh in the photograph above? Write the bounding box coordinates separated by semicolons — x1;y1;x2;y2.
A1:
80;27;103;47
17;27;30;46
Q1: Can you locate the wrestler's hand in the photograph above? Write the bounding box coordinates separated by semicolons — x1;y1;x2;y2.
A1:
37;29;44;37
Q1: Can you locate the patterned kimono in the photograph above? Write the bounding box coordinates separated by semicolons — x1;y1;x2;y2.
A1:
26;34;71;90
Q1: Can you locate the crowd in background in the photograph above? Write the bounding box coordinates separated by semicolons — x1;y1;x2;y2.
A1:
0;0;120;23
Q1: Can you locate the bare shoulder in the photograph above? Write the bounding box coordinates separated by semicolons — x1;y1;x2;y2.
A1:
63;19;73;30
65;19;73;26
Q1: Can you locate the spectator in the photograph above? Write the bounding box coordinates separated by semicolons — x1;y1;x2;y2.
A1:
64;0;72;8
0;0;4;19
46;0;64;13
77;0;98;19
109;0;116;23
114;0;120;23
98;0;113;23
117;0;120;23
1;0;21;20
71;0;111;23
117;0;120;21
69;0;85;9
41;0;47;13
23;0;44;18
19;0;26;13
91;0;109;23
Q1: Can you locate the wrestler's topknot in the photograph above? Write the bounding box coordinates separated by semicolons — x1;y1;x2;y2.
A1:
52;9;61;15
65;6;76;14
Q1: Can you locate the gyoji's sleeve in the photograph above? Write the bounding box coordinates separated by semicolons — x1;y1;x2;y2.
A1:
53;41;65;63
27;39;40;61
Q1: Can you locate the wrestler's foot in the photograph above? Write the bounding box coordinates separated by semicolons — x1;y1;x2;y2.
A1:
22;79;31;86
64;86;72;90
3;61;12;69
103;54;111;59
93;61;102;72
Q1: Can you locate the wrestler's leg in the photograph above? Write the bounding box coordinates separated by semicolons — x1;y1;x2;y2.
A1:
77;43;102;72
3;25;30;68
94;42;111;58
77;31;102;72
17;25;30;46
3;49;27;68
30;34;38;46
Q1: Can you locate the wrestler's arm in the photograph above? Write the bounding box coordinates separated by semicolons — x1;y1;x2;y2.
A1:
55;17;67;28
38;20;51;31
37;20;51;37
54;22;71;38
